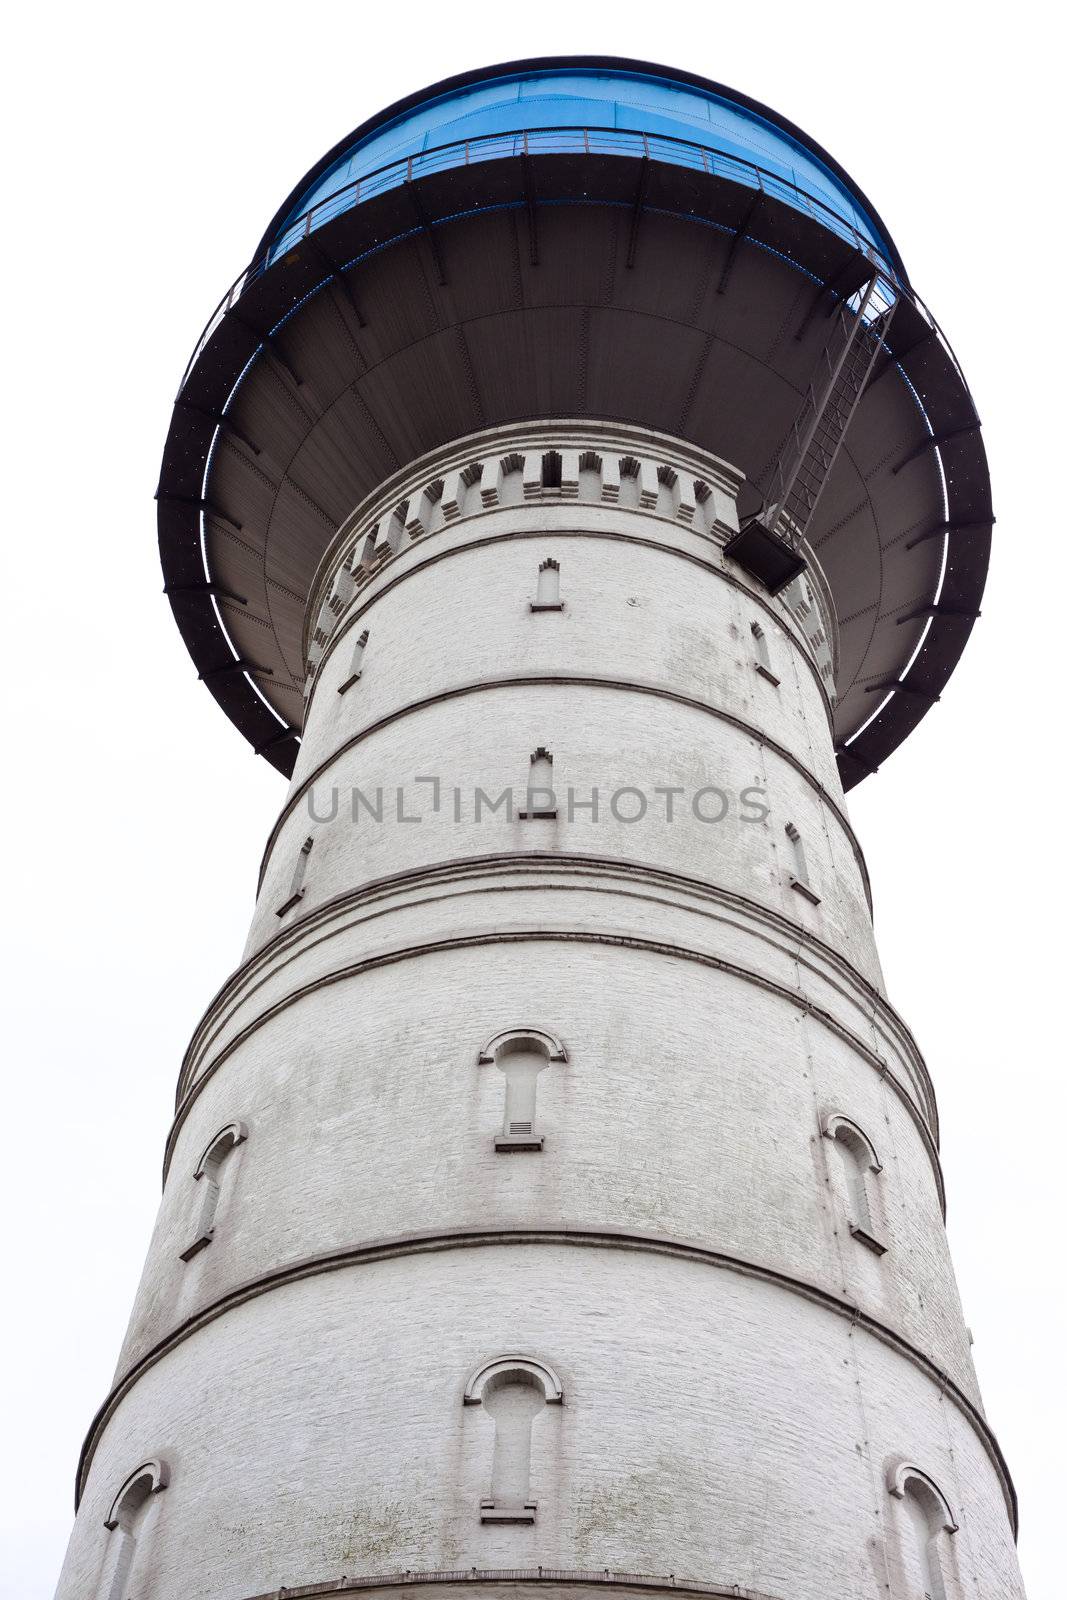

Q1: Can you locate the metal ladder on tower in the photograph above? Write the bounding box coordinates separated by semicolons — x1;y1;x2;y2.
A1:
725;267;899;593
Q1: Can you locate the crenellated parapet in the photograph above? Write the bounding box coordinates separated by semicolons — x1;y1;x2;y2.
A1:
301;424;839;710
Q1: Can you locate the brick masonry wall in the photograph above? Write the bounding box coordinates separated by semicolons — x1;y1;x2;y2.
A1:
55;428;1024;1600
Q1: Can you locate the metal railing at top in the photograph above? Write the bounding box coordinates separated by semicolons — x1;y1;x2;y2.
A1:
177;123;905;395
175;122;981;441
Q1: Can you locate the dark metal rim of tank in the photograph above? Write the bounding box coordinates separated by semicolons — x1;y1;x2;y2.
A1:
249;56;909;280
186;124;898;394
157;137;991;787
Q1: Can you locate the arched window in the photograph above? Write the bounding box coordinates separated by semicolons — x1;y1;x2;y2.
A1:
785;822;820;905
823;1113;887;1255
519;747;557;820
465;1354;563;1523
479;1028;567;1151
179;1121;247;1262
276;835;313;918
339;628;369;694
751;621;780;685
99;1459;168;1600
887;1462;958;1600
531;558;564;612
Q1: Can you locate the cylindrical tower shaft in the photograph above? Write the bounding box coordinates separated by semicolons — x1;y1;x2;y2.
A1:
57;421;1023;1600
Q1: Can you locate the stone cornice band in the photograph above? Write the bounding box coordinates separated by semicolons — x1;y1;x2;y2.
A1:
75;1226;1018;1534
258;674;869;911
241;1568;782;1600
180;854;933;1126
165;923;942;1207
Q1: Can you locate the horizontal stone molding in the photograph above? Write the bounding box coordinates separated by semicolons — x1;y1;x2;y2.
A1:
237;1569;782;1600
172;907;939;1203
167;927;941;1205
180;857;932;1127
302;521;836;736
261;674;868;912
75;1227;1017;1535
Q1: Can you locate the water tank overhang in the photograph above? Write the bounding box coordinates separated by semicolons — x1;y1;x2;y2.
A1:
158;61;991;787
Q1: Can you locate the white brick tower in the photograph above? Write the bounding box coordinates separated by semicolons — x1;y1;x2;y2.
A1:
56;60;1025;1600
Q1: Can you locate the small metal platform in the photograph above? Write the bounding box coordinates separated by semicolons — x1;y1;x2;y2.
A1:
723;519;809;596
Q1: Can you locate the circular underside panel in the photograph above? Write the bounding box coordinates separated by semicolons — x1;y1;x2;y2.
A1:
159;76;990;788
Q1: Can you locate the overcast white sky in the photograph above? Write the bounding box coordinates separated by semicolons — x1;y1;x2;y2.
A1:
1;3;1061;1595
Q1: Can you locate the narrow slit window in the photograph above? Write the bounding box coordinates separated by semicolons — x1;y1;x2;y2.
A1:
530;558;564;612
179;1122;247;1262
482;1372;545;1520
751;621;780;685
904;1492;948;1600
465;1355;564;1525
785;823;820;905
823;1114;887;1255
100;1460;168;1600
500;1039;544;1146
276;836;313;917
338;629;369;694
888;1465;958;1600
520;747;556;820
479;1028;567;1151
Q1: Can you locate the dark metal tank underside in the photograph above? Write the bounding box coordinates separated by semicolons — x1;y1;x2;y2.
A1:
158;83;991;789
